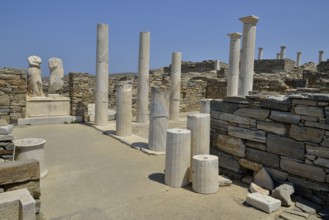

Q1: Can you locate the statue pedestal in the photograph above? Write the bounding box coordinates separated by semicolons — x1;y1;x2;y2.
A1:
18;95;82;125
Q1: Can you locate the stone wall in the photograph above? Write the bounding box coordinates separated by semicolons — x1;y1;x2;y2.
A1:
254;59;296;73
0;68;26;124
317;60;329;73
210;94;329;206
0;159;42;219
164;60;227;73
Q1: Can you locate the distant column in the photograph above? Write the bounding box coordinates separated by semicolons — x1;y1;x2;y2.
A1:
95;23;109;126
148;87;169;152
116;83;132;136
296;52;302;66
214;60;221;71
238;15;259;97
200;99;212;114
319;50;324;64
136;32;150;123
258;47;263;60
227;32;242;96
169;52;181;121
276;53;280;59
280;46;286;59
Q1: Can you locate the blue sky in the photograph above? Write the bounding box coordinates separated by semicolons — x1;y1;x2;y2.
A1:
1;0;328;75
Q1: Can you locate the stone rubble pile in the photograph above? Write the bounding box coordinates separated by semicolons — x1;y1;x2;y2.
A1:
0;125;14;162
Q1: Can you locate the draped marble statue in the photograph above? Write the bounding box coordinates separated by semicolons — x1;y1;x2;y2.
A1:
27;56;44;97
48;57;64;94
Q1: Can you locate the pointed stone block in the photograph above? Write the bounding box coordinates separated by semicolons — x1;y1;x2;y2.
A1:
254;168;274;190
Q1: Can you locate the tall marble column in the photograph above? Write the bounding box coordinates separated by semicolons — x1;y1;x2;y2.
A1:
148;87;169;152
238;15;259;97
280;46;286;59
319;50;324;64
116;83;132;136
169;52;181;121
136;32;150;123
296;52;302;66
258;47;263;60
95;23;109;126
227;32;242;96
276;53;280;59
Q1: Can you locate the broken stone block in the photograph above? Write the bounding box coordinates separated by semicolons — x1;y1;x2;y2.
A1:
0;199;20;220
218;175;232;187
295;197;320;215
250;183;269;195
0;125;13;135
246;192;281;213
284;209;309;219
271;183;294;206
254;167;274;190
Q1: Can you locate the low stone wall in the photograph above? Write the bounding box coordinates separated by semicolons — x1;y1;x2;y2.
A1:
164;60;227;73
210;94;329;206
0;159;42;219
317;60;329;73
254;59;295;73
303;70;329;93
0;68;26;124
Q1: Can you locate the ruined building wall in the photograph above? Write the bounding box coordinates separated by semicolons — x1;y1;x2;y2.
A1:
0;68;26;124
210;94;329;206
254;59;295;73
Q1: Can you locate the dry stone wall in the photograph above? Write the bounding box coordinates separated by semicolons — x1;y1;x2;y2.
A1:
254;59;295;73
210;94;329;206
0;68;26;124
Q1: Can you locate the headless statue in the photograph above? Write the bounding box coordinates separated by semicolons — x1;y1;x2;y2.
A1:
48;57;64;94
27;56;44;97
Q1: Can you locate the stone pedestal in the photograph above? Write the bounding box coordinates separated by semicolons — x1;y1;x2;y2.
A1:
200;99;212;114
25;96;70;117
14;138;48;178
280;46;286;59
165;128;191;188
169;52;181;121
137;32;150;123
238;15;259;97
187;113;210;178
148;87;169;152
227;32;242;96
319;50;324;64
192;154;219;194
95;23;109;126
116;83;132;136
296;52;302;66
258;47;263;60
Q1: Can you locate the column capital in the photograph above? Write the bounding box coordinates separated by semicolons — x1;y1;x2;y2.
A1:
280;46;286;49
259;47;263;50
319;50;324;54
227;32;242;39
239;15;259;25
297;51;302;55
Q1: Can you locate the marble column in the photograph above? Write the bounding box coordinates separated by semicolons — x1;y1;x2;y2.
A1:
95;23;109;126
276;53;280;59
319;50;324;64
280;46;286;59
258;47;263;60
238;15;259;97
227;32;242;96
200;99;212;114
169;52;181;121
116;83;132;136
165;128;191;188
214;60;221;71
148;87;169;152
296;52;302;66
192;155;219;194
136;32;150;123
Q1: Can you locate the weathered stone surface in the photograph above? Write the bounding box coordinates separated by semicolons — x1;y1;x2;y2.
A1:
295;199;320;214
307;93;329;102
223;96;250;104
212;112;255;125
0;125;13;135
279;211;306;220
0;200;20;220
314;157;329;168
250;182;269;195
306;144;329;158
4;180;40;199
267;134;305;160
211;149;241;172
283;210;310;219
218;175;232;186
305;154;316;161
257;121;286;135
246;192;281;213
242;176;253;184
234;108;270;120
0;160;40;184
246;148;280;168
210;100;239;113
294;105;324;118
254;168;274;190
281;157;325;182
300;115;318;122
0;95;10;106
0;134;13;141
292;98;317;106
267;168;288;182
217;134;245;157
238;158;263;171
289;124;325;143
305;121;329;130
271;183;294;206
260;97;291;112
269;110;300;124
288;176;329;191
245;141;266;151
228;126;266;143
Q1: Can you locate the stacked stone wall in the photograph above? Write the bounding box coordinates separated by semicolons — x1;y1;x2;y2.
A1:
254;59;295;73
164;60;227;73
210;94;329;205
0;68;26;124
317;60;329;73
